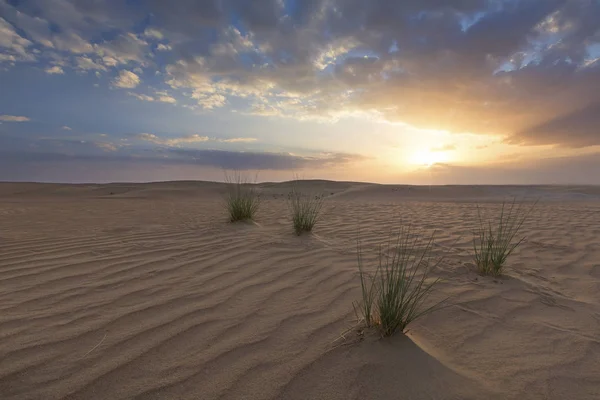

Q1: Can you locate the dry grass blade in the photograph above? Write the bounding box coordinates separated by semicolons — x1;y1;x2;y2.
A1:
354;237;379;328
81;333;107;358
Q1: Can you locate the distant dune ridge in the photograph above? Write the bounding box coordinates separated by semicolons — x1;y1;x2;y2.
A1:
1;181;599;399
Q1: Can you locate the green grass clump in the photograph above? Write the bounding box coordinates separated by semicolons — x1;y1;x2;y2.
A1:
473;199;537;276
287;184;325;235
355;226;445;337
224;172;260;222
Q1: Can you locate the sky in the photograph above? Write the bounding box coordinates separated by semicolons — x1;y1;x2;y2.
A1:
1;0;600;184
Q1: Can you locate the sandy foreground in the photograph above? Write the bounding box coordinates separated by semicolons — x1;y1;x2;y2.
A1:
1;181;599;400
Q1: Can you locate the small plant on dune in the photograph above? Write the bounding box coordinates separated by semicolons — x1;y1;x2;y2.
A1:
224;171;260;222
287;182;325;235
354;226;445;337
473;198;537;276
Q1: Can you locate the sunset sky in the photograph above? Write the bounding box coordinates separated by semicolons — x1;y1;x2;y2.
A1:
1;0;599;184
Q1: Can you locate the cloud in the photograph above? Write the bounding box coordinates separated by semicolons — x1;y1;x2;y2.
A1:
94;33;148;66
0;115;30;122
136;133;210;146
75;56;107;71
0;135;123;159
0;17;34;62
93;142;118;152
414;152;600;185
143;28;164;40
112;70;141;89
127;91;177;103
154;91;177;103
168;148;366;170
218;137;258;143
151;0;600;146
0;129;362;178
45;65;64;74
0;148;366;183
136;133;258;146
61;125;72;130
513;102;600;147
2;0;600;150
53;32;93;53
128;92;154;102
157;95;177;103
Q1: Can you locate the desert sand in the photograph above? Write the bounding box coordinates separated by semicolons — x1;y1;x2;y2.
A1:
1;181;599;400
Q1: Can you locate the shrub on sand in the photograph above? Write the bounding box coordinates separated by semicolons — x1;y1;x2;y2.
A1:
287;184;325;235
473;199;537;276
224;172;260;222
355;226;445;337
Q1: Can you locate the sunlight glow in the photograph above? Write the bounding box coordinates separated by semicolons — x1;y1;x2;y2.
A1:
409;149;450;167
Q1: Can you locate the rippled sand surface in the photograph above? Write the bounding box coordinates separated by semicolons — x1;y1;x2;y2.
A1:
1;182;599;399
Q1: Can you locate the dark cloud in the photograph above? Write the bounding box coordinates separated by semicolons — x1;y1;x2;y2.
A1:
167;148;366;170
513;101;600;147
145;0;224;32
413;152;600;185
0;134;366;181
228;0;282;32
464;0;564;58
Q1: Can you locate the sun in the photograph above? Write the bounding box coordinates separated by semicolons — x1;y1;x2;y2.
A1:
409;150;447;167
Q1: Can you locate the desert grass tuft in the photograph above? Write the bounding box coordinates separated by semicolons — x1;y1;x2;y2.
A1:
473;198;537;276
354;226;445;337
224;172;260;222
287;183;325;235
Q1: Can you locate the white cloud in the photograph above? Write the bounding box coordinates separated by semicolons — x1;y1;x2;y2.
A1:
0;17;34;62
112;70;140;89
157;95;177;104
144;28;164;40
128;90;176;103
76;56;107;71
136;133;257;146
102;56;118;67
0;115;30;122
61;125;72;130
45;65;64;74
154;91;176;103
312;38;359;70
0;18;30;48
94;142;118;152
218;137;258;143
156;43;172;51
189;85;227;109
128;92;154;102
136;133;209;146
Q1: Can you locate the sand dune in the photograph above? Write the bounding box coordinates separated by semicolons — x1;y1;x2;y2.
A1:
1;181;599;399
